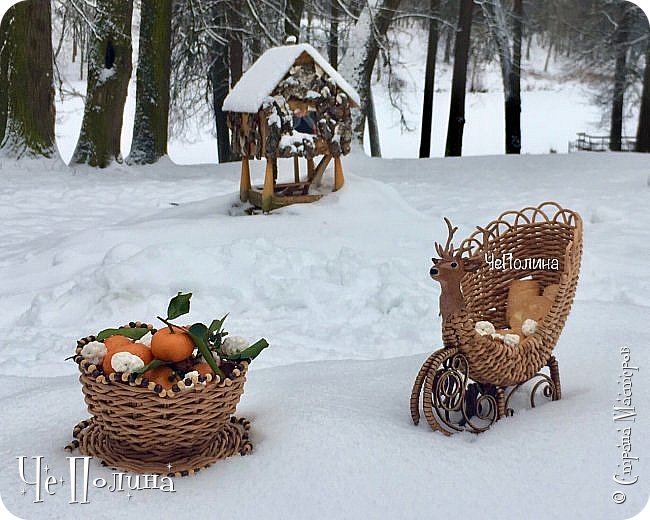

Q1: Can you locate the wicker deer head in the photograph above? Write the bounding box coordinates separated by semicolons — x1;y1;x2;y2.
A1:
430;218;486;319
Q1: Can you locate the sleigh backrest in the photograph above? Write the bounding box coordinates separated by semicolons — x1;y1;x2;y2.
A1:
458;202;583;334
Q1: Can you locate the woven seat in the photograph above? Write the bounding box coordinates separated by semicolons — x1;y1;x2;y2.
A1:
410;202;582;434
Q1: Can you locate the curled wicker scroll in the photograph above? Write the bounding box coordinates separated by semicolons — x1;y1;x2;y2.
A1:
411;348;560;433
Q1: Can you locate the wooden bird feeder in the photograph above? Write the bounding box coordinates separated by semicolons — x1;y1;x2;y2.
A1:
222;43;360;212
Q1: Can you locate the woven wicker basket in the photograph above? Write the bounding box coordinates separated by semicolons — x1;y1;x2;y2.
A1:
454;202;583;387
68;327;253;476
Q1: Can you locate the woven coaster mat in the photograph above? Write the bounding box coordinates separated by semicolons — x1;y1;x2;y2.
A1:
65;417;253;476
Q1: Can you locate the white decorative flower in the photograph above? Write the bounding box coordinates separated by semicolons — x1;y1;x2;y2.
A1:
522;319;538;337
184;370;200;383
475;321;496;336
80;341;107;365
221;336;249;356
111;352;145;373
503;334;520;347
490;333;504;340
136;335;151;347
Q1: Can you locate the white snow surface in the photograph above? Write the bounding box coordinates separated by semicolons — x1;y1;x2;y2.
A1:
0;151;649;519
222;43;360;113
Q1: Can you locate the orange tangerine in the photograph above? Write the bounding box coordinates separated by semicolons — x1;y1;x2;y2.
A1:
151;326;195;362
144;365;178;390
102;341;153;375
104;334;134;351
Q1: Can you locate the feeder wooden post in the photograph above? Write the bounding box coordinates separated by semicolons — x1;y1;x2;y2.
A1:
293;156;300;182
334;156;344;191
307;157;315;180
240;156;251;202
262;159;275;212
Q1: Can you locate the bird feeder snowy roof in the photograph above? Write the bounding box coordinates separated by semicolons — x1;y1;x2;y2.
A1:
222;43;360;113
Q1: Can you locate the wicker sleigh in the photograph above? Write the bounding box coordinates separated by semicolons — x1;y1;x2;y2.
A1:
410;202;583;434
66;324;253;476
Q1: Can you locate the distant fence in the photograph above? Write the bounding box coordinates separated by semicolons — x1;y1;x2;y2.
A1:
568;132;636;152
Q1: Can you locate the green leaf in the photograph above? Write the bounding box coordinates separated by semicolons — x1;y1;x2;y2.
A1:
135;358;165;375
167;292;192;320
97;327;150;342
188;326;226;379
188;322;209;342
225;338;269;362
208;314;229;334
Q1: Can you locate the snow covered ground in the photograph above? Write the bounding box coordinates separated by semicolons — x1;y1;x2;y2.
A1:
0;150;649;520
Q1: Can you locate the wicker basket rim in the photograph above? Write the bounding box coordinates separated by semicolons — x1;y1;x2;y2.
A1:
458;202;583;258
74;325;249;399
77;360;248;399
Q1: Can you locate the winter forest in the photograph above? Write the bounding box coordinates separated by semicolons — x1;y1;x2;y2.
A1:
1;1;650;520
1;0;649;163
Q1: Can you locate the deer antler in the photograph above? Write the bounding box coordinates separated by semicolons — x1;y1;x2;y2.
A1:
434;217;458;259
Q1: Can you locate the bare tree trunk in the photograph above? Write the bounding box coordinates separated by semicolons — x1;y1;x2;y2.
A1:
0;0;57;159
128;0;172;164
505;0;522;154
610;3;636;152
419;0;439;158
367;85;381;156
228;8;243;85
72;22;78;62
72;0;133;167
443;25;452;64
636;38;650;152
285;0;304;40
328;0;339;68
445;0;473;157
79;24;85;80
479;0;521;154
339;0;402;148
0;10;10;144
210;5;232;164
610;5;632;152
306;7;313;43
544;40;553;72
